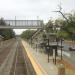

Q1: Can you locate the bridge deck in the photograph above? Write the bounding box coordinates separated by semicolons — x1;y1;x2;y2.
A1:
0;26;43;29
0;20;43;29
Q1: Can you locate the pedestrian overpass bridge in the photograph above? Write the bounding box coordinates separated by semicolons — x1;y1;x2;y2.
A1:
0;20;44;29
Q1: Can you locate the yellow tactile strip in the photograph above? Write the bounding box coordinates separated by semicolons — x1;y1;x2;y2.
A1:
21;40;48;75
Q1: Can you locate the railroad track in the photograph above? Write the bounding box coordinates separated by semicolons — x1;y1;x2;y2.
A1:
0;39;16;66
10;40;36;75
0;39;18;75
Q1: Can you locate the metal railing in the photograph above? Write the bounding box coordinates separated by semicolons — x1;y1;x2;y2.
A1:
0;20;44;29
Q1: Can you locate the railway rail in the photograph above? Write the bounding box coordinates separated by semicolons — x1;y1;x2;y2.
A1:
10;40;36;75
0;39;16;66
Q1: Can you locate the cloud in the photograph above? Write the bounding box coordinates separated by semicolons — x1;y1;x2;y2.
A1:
0;0;75;34
0;0;75;21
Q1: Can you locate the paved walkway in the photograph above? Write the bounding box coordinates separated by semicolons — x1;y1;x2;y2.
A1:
22;40;58;75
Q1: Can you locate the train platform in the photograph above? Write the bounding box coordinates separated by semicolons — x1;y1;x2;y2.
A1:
22;40;58;75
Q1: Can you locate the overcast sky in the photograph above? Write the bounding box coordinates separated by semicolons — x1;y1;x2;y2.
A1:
0;0;75;34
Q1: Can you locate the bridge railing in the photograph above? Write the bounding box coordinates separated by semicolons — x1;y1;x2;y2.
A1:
4;20;43;26
0;20;44;29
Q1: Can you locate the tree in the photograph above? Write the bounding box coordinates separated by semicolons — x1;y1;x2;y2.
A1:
0;18;6;25
0;18;15;40
44;11;75;41
45;20;54;33
54;12;75;40
21;30;35;40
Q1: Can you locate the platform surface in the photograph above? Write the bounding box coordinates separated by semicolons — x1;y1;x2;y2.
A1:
22;40;58;75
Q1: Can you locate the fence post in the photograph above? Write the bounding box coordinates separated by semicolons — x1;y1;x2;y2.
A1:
58;64;65;75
